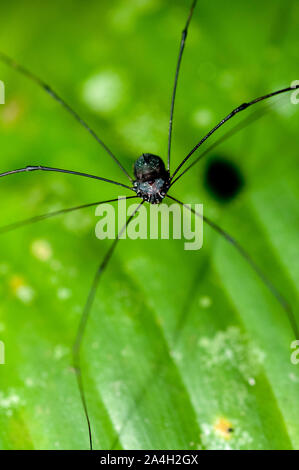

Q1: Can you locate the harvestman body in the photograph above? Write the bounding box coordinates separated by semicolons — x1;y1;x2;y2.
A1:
0;0;298;449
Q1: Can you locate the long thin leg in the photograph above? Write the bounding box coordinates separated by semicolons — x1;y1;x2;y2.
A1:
0;52;132;182
167;195;299;340
72;201;144;450
0;165;134;191
167;0;197;171
171;84;299;180
0;196;138;234
167;0;198;172
170;102;272;187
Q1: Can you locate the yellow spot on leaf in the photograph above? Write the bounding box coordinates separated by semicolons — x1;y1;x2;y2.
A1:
9;275;25;292
0;99;23;126
214;417;234;440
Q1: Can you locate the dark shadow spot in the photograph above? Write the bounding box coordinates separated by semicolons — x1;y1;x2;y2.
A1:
204;156;244;202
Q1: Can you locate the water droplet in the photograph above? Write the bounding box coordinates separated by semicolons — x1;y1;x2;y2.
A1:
57;287;72;301
16;285;35;304
199;296;212;308
192;108;213;127
82;71;124;113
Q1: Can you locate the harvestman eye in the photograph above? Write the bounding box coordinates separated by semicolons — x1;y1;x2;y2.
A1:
0;0;298;450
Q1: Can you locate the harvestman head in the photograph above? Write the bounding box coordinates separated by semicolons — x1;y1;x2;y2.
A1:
0;0;298;450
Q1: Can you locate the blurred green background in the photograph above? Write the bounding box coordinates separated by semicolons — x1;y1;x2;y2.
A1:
0;0;298;450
